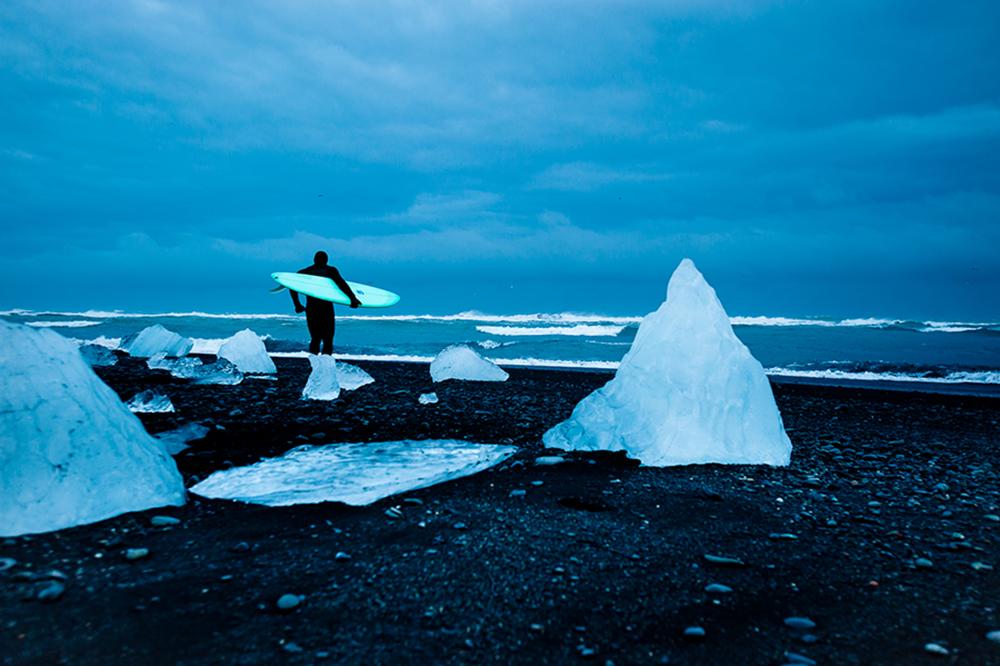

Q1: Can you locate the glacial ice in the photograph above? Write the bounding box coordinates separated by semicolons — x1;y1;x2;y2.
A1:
148;354;242;385
217;329;276;375
80;344;117;367
419;392;439;405
337;362;375;391
430;345;509;382
155;422;210;455
190;440;517;506
302;355;340;400
127;390;175;413
121;325;193;358
0;321;185;537
543;259;792;467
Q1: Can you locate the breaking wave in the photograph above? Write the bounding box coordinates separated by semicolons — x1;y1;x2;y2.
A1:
26;320;102;328
476;324;626;337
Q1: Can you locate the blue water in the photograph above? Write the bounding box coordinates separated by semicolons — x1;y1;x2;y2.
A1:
4;309;1000;389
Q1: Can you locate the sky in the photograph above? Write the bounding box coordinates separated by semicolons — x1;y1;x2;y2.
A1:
1;0;999;318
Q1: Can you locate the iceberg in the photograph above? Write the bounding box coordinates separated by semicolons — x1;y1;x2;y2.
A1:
121;325;193;358
543;259;792;467
155;422;210;455
337;362;374;391
217;329;276;375
430;345;509;382
190;439;517;506
127;390;175;413
80;344;117;367
302;355;340;400
0;321;185;537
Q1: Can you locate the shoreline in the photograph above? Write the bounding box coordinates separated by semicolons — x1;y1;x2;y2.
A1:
2;356;998;664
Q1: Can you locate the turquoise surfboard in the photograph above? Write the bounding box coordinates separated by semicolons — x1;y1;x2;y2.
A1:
271;272;400;308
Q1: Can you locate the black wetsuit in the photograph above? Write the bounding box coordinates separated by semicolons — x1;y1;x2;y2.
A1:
289;264;359;355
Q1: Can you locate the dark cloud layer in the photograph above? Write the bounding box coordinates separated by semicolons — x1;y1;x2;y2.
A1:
1;1;998;317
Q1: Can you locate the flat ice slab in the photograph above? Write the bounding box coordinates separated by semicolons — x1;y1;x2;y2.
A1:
155;422;210;455
430;345;509;382
121;325;193;358
191;440;517;506
217;329;276;375
543;259;792;467
0;321;185;537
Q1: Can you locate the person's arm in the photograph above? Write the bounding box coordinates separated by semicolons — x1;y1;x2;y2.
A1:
329;268;362;308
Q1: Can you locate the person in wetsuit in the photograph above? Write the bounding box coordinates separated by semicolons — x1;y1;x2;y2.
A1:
290;251;362;355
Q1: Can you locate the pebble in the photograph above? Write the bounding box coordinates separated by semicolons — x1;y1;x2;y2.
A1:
924;643;949;656
334;551;351;561
402;497;424;506
703;554;745;567
971;562;993;571
531;480;544;487
231;541;250;553
784;652;816;665
385;507;403;520
150;516;181;527
36;581;65;602
704;583;733;594
0;558;16;572
530;623;544;632
986;630;1000;644
985;514;1000;522
914;558;934;569
784;617;817;630
282;642;304;653
768;533;798;541
509;489;527;497
534;455;566;466
125;548;149;561
276;594;302;611
453;522;467;530
682;626;705;639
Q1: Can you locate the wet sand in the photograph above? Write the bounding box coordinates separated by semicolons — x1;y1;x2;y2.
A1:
2;356;998;665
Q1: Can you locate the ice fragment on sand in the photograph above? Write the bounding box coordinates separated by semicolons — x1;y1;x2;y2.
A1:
430;345;508;382
191;440;517;506
217;329;276;375
336;362;374;391
302;355;340;400
127;390;175;413
80;344;117;367
418;392;439;405
190;359;243;385
121;325;193;358
543;259;791;467
148;353;203;378
0;321;185;537
155;422;211;455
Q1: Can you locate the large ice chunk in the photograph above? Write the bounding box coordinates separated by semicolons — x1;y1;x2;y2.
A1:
190;440;517;506
217;329;276;375
127;390;175;413
0;321;185;537
302;355;340;400
430;345;509;382
337;362;374;391
121;325;193;358
543;259;792;467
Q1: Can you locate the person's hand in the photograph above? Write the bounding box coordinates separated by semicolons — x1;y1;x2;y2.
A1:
295;304;305;314
350;299;361;309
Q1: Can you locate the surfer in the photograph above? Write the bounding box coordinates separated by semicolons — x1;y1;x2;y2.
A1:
290;251;362;355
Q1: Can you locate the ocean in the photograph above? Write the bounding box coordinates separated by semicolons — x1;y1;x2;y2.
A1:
3;309;1000;393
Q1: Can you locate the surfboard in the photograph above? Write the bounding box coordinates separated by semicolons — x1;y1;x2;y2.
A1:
270;272;400;308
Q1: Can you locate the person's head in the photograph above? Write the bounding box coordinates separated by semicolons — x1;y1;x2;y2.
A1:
314;250;328;266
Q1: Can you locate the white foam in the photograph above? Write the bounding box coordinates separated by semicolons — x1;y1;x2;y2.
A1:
476;325;626;337
766;367;1000;385
190;440;517;506
25;320;102;328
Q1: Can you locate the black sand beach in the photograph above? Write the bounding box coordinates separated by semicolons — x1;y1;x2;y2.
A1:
2;356;998;665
